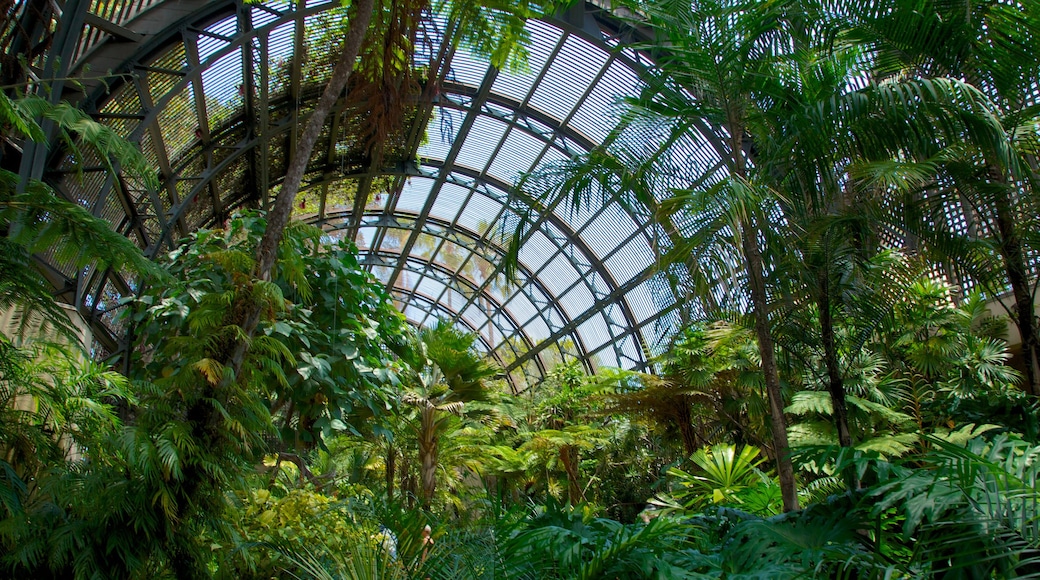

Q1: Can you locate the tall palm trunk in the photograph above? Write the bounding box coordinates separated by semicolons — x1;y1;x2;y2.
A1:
990;174;1040;397
676;393;699;456
741;219;799;512
732;123;799;512
418;405;438;509
816;270;854;449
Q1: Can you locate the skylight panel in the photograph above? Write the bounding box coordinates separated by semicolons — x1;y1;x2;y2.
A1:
505;291;537;328
617;333;643;367
584;202;638;255
413;233;442;261
570;60;639;144
455;116;508;172
487;129;545;185
418;109;459;160
534;143;571;169
197;16;235;61
554;193;598;232
398;175;435;203
402;303;426;323
395;183;430;213
355;226;377;251
447;50;489;88
540;253;579;301
517;230;556;272
467;255;496;284
156;83;197;163
529;33;609;123
441;287;469;312
200;48;243;130
542;305;567;336
561;282;595;317
429;182;469;223
585;341;617;369
478;275;506;304
491;19;563;101
455;192;504;235
267;20;294;62
523;315;551;342
208;13;238;37
462;304;490;332
251;2;287;29
578;313;612;351
377;227;408;251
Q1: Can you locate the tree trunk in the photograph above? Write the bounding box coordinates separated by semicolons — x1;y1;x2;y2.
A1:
991;176;1040;397
386;443;396;502
741;218;799;512
559;444;583;505
675;394;699;456
418;406;437;509
227;0;375;378
817;271;854;450
730;118;798;511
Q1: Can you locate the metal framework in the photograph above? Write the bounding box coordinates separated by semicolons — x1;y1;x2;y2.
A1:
8;0;732;389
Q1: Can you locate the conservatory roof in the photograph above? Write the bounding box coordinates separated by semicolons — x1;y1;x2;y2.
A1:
23;0;725;389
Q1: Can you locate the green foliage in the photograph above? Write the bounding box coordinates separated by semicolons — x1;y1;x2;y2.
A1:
872;434;1040;577
0;92;166;342
0;337;132;518
218;486;358;577
662;445;781;516
501;501;703;580
132;211;408;448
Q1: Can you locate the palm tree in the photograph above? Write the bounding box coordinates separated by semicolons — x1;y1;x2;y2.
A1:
515;0;802;511
747;1;1012;465
851;0;1040;396
402;320;499;508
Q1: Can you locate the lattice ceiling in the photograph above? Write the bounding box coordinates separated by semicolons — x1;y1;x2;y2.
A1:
12;0;731;389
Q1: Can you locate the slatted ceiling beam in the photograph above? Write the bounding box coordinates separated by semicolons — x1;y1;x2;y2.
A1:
392;257;527;341
506;262;666;373
238;2;261;207
285;4;305;196
438;42;625;351
83;12;144;42
328;210;546;325
320;159;645;369
427;108;536;334
17;0;89;189
422;162;638;371
135;64;188;76
136;73;185;254
258;29;271;207
47;0;690;382
437;88;596;154
114;172;153;249
182;30;222;224
385;65;501;293
402;225;449;323
413;235;451;328
157;133;257;249
332;211;551;376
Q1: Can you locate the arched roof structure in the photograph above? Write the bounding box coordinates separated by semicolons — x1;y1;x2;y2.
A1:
7;0;726;389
